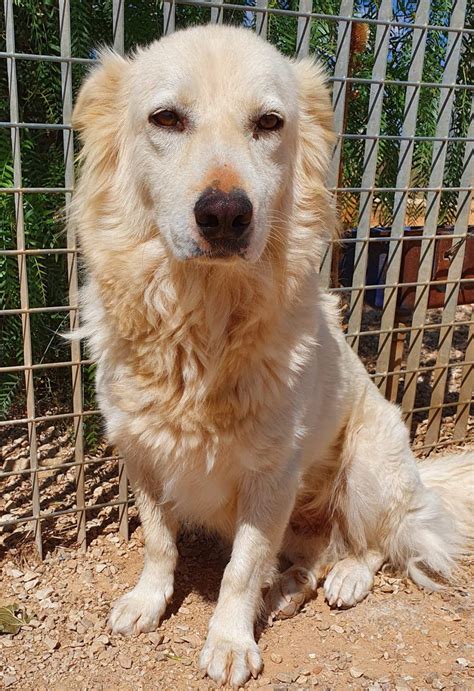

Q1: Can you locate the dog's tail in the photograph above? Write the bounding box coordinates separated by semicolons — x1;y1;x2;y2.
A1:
387;451;473;589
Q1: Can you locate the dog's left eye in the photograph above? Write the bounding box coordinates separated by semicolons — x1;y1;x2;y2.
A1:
256;113;283;132
149;109;182;129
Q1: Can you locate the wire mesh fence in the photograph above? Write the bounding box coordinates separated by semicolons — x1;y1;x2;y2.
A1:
1;0;473;558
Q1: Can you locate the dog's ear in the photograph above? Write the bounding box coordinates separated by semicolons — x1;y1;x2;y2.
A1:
292;58;338;242
72;50;129;167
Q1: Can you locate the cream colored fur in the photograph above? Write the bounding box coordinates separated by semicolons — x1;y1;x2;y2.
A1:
71;25;473;687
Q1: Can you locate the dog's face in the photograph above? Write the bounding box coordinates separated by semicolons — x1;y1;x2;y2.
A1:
73;26;335;265
128;30;299;262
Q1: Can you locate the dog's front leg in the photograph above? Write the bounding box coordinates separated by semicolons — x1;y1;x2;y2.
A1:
200;469;297;687
109;487;178;635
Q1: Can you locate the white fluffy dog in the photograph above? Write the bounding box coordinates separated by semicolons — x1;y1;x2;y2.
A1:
71;25;473;687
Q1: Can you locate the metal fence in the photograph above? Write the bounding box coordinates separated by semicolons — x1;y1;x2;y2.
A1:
1;0;473;558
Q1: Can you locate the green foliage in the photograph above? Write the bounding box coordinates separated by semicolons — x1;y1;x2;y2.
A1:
0;0;472;426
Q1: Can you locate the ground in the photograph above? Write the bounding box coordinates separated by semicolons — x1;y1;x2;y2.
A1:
0;526;473;691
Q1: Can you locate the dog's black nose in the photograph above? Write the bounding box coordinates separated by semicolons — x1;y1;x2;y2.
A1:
194;188;253;242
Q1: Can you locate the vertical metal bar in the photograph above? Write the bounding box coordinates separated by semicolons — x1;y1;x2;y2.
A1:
296;0;312;57
163;0;176;35
112;0;129;541
60;0;86;551
321;0;354;287
255;0;268;39
4;0;43;558
207;0;223;24
454;320;474;441
112;0;125;54
346;0;393;352
374;2;430;398
424;102;473;446
402;0;467;428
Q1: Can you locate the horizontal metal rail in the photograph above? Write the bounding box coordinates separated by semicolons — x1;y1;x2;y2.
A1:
0;359;93;374
0;409;100;428
0;498;134;529
2;121;473;143
0;455;120;480
1;234;472;259
172;0;474;34
1;185;471;195
1;305;78;316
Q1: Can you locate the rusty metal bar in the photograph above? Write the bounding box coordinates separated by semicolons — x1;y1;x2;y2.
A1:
402;0;468;428
4;0;43;558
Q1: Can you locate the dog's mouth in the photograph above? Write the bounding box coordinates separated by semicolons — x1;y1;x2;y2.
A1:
189;237;250;261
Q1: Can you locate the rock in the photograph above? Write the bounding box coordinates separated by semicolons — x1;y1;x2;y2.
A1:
95;634;110;646
349;667;364;679
45;636;60;651
147;632;164;646
456;658;469;667
3;675;17;687
180;633;200;648
271;653;283;664
330;624;345;634
24;578;39;591
118;654;133;669
275;671;296;683
35;587;54;601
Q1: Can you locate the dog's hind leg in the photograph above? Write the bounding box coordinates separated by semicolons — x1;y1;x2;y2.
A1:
323;550;383;608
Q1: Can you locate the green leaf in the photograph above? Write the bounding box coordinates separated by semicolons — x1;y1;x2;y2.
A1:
0;604;32;635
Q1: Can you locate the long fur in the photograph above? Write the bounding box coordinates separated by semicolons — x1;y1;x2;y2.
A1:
70;24;473;686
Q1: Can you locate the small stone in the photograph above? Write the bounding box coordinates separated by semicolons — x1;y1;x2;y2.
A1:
24;578;39;591
349;667;364;679
275;672;295;684
308;653;317;660
35;587;54;601
456;658;469;667
405;656;417;664
118;654;133;669
9;568;23;579
147;632;165;646
271;653;283;664
3;675;17;687
95;564;107;573
312;665;323;675
330;624;345;634
23;571;38;582
45;636;60;651
180;633;200;648
95;634;109;646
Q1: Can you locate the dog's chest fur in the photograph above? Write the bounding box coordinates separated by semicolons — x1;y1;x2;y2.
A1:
88;265;314;527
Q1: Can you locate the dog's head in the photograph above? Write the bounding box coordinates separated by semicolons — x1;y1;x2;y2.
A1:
73;25;335;265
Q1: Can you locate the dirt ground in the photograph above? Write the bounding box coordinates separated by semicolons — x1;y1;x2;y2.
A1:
1;520;473;691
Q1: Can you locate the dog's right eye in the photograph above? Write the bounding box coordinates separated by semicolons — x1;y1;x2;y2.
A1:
149;109;182;129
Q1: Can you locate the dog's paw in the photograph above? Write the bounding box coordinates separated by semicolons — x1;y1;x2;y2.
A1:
265;566;317;621
324;558;374;608
109;581;172;635
200;631;262;687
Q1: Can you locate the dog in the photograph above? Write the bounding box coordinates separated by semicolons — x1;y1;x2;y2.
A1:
71;24;473;687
